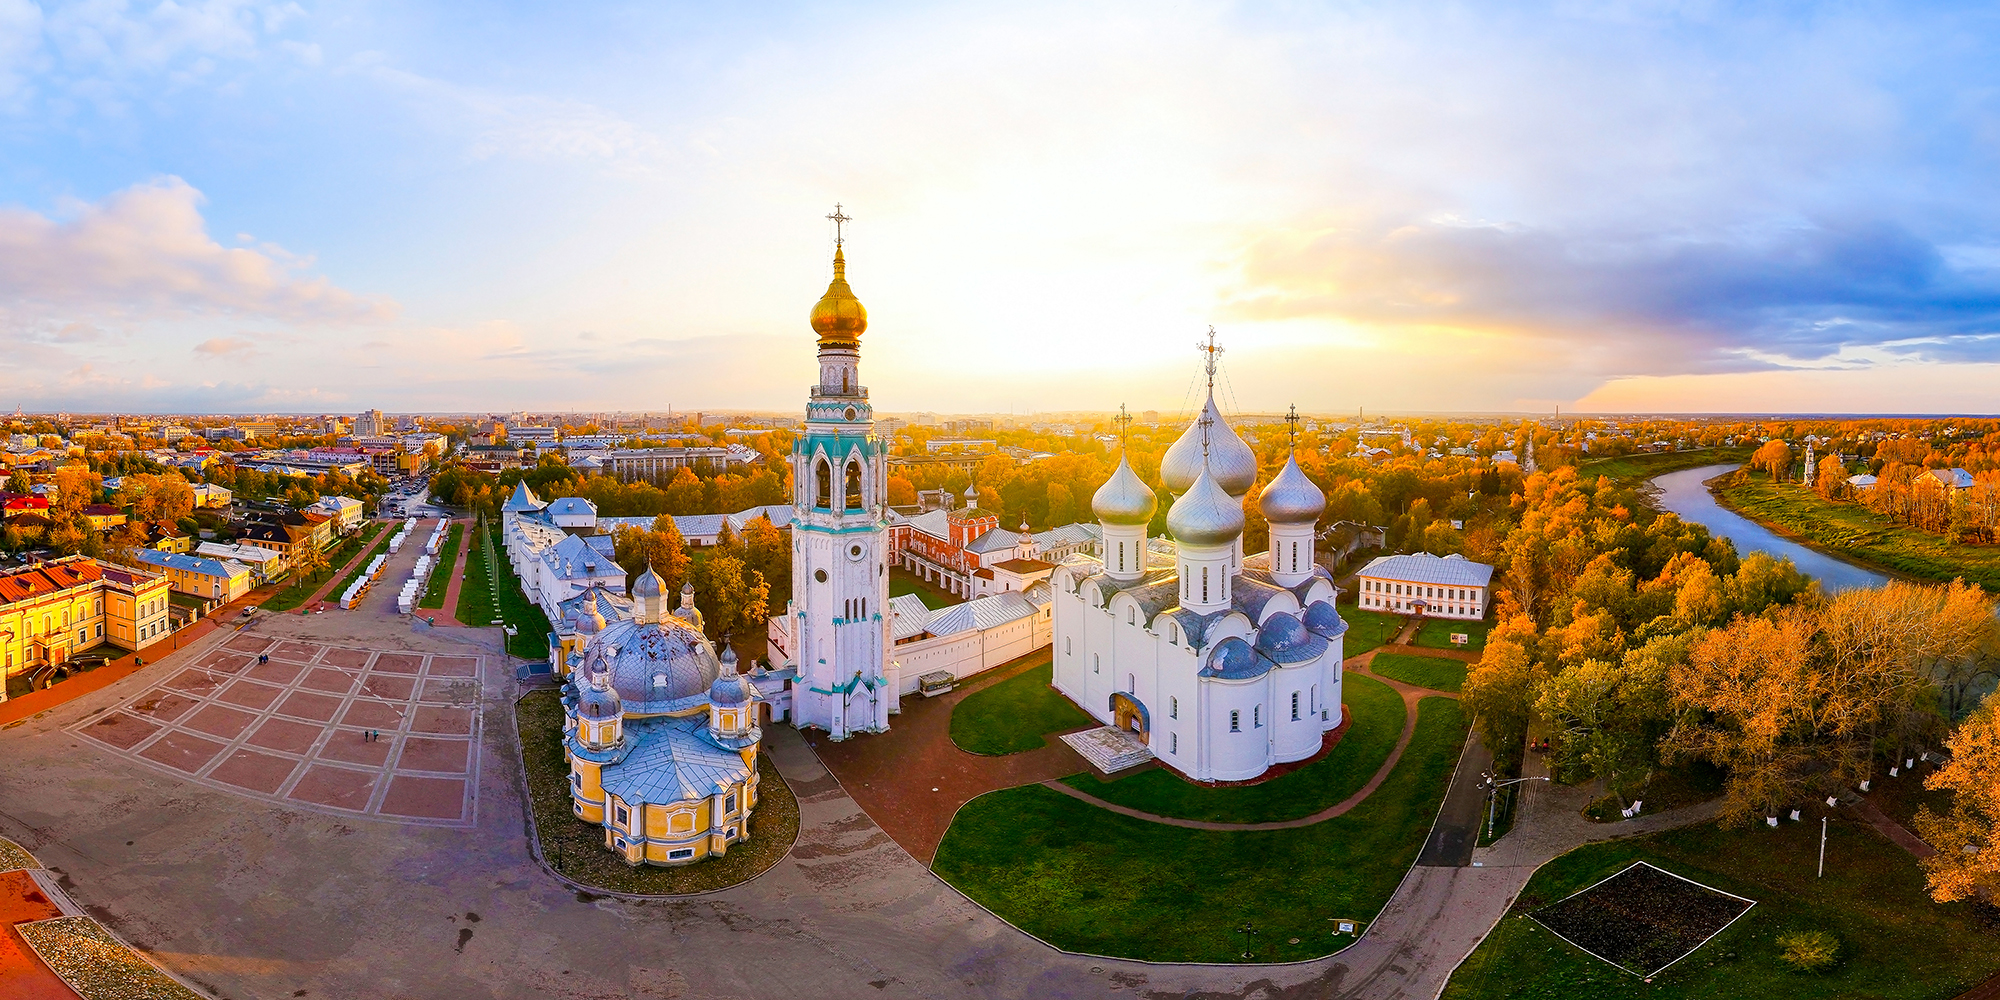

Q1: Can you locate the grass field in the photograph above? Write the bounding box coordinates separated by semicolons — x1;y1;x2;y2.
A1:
1058;672;1405;823
889;567;961;610
1414;617;1490;652
935;697;1466;963
327;524;396;607
1577;447;1753;483
456;516;496;626
261;523;383;612
1341;607;1406;655
1369;652;1469;693
1442;818;2000;1000
418;523;463;609
948;659;1093;755
515;689;797;894
469;518;552;658
1715;473;2000;591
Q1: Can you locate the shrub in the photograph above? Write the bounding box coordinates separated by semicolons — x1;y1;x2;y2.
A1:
1776;929;1840;972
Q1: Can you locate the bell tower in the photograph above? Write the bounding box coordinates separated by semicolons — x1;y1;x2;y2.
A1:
788;205;895;738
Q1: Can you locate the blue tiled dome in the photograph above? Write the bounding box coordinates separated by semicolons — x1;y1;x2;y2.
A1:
1201;636;1271;679
1302;600;1348;638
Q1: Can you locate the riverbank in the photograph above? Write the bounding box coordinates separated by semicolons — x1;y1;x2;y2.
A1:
1709;471;2000;592
1577;446;1752;484
1647;464;1889;593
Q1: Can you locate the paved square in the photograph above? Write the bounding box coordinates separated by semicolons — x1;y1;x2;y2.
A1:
76;637;483;827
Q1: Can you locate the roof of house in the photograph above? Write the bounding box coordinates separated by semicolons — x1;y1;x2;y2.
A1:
1358;552;1495;587
923;590;1043;638
991;558;1054;575
502;481;544;513
0;556;104;605
546;496;596;518
1927;467;1977;489
130;549;249;579
592;714;753;806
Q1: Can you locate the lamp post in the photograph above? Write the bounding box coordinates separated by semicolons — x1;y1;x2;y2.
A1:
1483;774;1550;841
1236;921;1258;960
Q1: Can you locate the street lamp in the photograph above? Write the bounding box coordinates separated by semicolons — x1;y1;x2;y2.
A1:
1236;921;1258;960
1482;773;1550;841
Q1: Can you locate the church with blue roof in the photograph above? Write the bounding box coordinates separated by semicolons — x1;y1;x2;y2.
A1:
1051;340;1348;783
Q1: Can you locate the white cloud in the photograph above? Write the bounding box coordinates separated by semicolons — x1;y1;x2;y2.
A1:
0;175;393;325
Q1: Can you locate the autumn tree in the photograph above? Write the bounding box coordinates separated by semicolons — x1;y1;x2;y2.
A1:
741;515;790;599
51;465;102;520
1535;632;1683;802
693;553;770;646
887;475;917;507
1750;440;1792;480
1462;616;1547;770
1816;455;1847;498
1917;697;2000;902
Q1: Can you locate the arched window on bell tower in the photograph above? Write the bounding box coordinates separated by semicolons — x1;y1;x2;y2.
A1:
845;459;864;510
815;459;832;509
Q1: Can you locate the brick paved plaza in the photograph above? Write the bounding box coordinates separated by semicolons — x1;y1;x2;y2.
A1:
72;635;482;826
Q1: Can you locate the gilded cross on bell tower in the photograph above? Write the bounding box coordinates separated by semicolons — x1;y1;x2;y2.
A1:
827;203;851;246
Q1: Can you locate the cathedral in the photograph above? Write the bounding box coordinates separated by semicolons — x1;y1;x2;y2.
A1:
1051;345;1349;783
560;566;764;866
785;209;897;739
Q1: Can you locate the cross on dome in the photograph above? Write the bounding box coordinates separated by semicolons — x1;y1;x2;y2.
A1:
827;203;851;246
1285;404;1301;453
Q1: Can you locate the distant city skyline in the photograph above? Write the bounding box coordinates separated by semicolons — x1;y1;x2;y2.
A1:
3;2;1999;414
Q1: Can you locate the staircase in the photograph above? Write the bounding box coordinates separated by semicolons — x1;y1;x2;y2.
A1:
1060;726;1155;774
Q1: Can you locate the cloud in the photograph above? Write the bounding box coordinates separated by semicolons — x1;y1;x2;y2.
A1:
1220;215;2000;376
193;335;255;357
352;57;675;176
0;176;394;326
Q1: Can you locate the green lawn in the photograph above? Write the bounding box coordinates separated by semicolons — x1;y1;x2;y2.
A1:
1716;473;2000;591
1442;818;2000;1000
484;519;554;658
1340;607;1406;655
1058;672;1405;824
1413;617;1491;652
889;567;961;610
1576;447;1752;484
260;524;382;612
418;523;463;609
456;516;497;626
935;697;1467;963
948;660;1094;755
1368;652;1469;693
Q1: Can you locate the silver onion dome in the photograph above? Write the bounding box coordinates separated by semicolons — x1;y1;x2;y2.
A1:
577;661;622;722
1166;466;1246;547
1160;395;1257;497
1091;454;1157;526
631;565;665;598
1258;454;1326;524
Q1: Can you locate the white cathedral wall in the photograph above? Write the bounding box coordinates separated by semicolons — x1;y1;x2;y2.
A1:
1204;676;1271;782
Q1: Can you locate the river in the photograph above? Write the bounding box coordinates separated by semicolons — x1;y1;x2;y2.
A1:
1648;463;1891;593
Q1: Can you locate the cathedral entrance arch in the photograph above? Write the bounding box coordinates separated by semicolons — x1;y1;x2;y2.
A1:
1109;692;1150;746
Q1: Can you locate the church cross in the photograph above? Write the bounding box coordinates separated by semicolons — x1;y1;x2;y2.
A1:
1196;326;1224;393
827;203;851;246
1285;404;1300;453
1115;404;1133;449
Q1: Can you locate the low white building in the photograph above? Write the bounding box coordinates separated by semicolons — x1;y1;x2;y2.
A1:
196;541;287;582
1354;552;1493;620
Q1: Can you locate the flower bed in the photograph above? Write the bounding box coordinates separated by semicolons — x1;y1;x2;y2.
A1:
1529;861;1754;977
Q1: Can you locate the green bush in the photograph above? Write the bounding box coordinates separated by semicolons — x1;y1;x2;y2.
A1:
1777;929;1841;972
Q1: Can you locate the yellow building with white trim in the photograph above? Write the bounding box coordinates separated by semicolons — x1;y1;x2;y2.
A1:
561;567;762;866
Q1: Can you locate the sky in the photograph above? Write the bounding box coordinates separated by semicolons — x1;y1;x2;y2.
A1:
1;1;1999;417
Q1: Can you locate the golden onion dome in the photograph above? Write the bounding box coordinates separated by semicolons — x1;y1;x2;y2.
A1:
810;247;869;347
